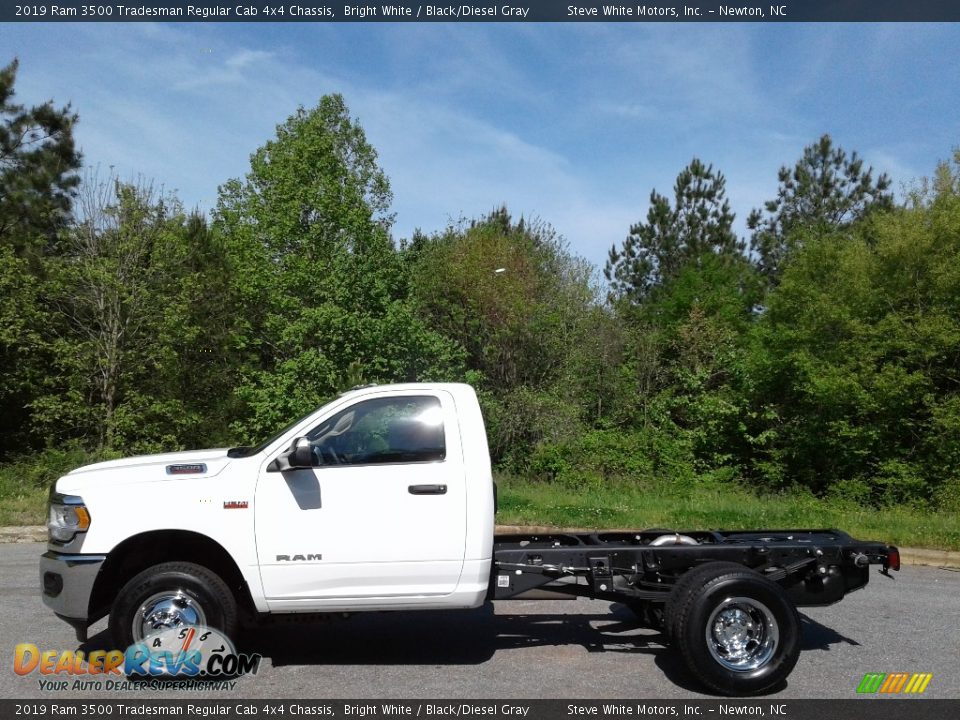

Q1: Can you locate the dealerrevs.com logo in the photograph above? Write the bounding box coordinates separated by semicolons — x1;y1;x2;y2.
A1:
856;672;933;695
15;625;260;691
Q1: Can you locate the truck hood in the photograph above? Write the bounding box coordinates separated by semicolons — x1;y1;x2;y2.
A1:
57;448;238;493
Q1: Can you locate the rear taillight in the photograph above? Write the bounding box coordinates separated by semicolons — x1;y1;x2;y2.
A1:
884;546;901;572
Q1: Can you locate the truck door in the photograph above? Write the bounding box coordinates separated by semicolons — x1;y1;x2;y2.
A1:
254;390;468;607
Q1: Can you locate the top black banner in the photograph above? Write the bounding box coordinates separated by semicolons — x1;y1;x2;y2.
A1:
4;1;960;23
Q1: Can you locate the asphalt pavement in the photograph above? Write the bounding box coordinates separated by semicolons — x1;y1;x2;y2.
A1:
2;542;958;700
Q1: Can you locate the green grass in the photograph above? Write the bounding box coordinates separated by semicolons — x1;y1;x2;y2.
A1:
495;474;960;551
0;446;110;526
0;467;50;526
0;484;47;526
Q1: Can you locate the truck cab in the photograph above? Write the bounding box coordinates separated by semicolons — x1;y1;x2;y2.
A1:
41;383;495;647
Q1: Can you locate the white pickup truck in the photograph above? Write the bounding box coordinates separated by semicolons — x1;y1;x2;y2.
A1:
41;382;898;695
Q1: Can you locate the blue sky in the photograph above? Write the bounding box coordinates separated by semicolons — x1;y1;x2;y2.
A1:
2;22;958;271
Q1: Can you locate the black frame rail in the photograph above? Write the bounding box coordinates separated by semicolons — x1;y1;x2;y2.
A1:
491;529;896;607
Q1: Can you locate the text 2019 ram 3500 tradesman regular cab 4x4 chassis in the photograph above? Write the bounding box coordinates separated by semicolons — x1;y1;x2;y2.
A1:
41;383;899;695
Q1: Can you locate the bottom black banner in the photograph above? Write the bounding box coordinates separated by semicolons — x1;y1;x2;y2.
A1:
2;700;956;720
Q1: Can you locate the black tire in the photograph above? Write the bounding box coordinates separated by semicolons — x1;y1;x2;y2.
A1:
109;561;238;649
665;561;747;644
670;564;801;696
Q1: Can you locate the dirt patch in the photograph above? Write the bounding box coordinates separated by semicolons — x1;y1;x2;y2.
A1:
0;525;46;543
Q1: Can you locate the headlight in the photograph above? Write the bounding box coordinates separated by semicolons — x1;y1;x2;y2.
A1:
48;492;91;543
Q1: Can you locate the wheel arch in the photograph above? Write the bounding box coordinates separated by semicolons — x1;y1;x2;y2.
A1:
89;530;255;625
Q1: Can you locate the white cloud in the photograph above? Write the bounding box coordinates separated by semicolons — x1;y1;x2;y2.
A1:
225;48;275;70
3;22;955;274
867;148;926;199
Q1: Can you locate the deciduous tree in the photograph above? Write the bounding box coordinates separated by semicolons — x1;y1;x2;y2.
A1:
214;95;461;441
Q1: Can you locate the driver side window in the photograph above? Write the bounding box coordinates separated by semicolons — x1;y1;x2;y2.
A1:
306;395;445;466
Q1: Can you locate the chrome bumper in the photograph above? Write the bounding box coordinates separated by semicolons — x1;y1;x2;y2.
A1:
40;551;106;640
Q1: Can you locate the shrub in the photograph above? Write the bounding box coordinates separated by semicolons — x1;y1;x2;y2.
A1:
527;428;699;490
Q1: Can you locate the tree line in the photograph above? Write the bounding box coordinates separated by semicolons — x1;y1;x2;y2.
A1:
2;58;959;510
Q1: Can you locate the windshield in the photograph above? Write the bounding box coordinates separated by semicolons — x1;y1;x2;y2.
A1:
227;405;324;458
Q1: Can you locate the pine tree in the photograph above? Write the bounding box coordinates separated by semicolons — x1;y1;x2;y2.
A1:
748;134;893;282
0;58;81;457
605;158;741;303
0;58;81;253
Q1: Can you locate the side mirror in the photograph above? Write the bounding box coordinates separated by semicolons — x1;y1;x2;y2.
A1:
273;437;314;471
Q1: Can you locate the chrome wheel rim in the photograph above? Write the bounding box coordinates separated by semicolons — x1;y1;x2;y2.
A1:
133;590;207;642
706;596;779;671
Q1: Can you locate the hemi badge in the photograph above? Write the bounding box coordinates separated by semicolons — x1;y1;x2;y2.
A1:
166;464;206;475
223;501;249;510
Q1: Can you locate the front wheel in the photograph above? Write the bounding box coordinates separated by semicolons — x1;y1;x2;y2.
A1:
109;561;238;649
670;564;801;696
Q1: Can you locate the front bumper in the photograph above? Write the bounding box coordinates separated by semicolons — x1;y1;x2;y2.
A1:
40;551;106;641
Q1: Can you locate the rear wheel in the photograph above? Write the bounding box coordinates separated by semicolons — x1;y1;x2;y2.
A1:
665;561;747;643
109;561;238;649
669;563;800;696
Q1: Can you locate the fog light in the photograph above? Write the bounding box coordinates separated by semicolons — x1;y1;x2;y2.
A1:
43;571;63;597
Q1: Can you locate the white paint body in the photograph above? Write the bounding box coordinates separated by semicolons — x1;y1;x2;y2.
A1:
55;383;496;614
